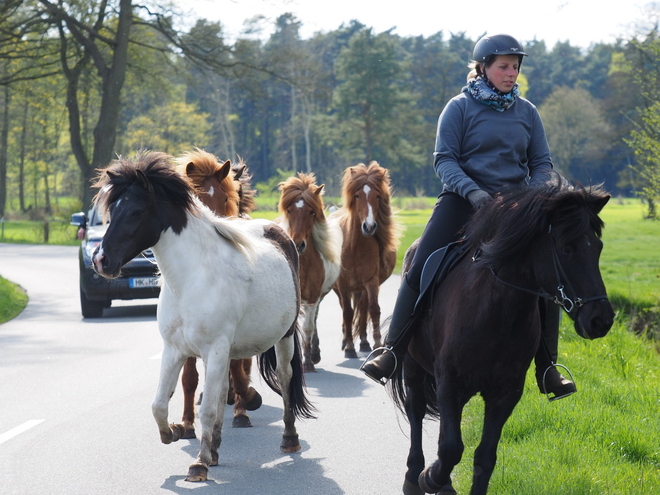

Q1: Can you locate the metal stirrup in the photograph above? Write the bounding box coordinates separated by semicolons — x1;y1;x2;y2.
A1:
360;346;399;386
541;363;576;402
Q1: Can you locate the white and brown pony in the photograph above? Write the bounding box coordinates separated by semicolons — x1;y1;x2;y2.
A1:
277;172;342;372
92;151;314;482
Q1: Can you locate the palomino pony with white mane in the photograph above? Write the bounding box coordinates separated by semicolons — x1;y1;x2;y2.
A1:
92;151;314;482
331;161;402;358
177;149;261;430
277;172;342;372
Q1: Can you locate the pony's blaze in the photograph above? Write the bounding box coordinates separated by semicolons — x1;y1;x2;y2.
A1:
360;184;377;236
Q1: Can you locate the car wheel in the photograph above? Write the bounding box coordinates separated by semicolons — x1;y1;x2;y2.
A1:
80;287;104;318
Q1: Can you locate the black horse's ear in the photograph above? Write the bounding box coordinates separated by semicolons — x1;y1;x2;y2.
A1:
591;193;611;214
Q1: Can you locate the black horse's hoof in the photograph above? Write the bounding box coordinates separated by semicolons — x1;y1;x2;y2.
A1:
402;478;425;495
359;342;372;353
418;467;456;494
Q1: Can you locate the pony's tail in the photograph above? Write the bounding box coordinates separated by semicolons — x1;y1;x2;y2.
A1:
387;355;441;420
257;327;316;420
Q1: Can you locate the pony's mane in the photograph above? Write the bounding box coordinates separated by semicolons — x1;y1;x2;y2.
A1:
93;150;256;257
175;149;241;215
94;151;195;232
232;158;257;216
279;173;341;264
339;161;401;253
467;179;608;269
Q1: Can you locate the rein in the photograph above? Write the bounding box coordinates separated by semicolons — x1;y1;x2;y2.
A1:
476;226;609;317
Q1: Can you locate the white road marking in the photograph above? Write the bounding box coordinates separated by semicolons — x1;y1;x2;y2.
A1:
0;420;45;445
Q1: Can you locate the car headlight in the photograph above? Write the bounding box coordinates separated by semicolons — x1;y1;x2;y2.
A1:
84;239;101;259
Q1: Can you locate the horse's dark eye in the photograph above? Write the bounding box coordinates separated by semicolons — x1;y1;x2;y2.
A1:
560;245;573;256
310;210;315;216
354;194;359;200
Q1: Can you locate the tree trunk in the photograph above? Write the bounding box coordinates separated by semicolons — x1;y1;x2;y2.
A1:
0;85;8;217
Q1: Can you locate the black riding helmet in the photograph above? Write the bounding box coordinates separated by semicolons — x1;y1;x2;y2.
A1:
472;34;527;66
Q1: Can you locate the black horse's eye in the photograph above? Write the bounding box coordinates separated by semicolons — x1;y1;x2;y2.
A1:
560;245;573;256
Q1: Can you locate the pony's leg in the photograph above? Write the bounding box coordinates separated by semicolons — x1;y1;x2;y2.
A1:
152;345;188;445
418;379;464;495
337;290;357;358
274;335;302;453
356;292;372;352
180;356;199;438
311;302;321;364
230;358;261;428
186;351;231;482
470;389;524;495
365;283;382;349
301;302;318;372
402;356;429;495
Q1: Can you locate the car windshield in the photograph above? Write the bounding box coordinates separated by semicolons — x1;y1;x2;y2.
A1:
88;207;106;226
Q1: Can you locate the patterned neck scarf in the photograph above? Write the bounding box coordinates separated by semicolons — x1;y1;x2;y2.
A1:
464;76;519;112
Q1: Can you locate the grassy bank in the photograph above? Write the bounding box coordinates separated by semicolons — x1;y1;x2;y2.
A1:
0;276;28;323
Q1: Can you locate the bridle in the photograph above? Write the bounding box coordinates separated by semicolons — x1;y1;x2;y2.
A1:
475;225;609;318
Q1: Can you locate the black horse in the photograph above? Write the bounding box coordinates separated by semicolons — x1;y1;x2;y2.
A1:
390;181;615;495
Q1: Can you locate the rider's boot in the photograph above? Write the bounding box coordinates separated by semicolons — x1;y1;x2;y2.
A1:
535;300;576;400
360;278;419;385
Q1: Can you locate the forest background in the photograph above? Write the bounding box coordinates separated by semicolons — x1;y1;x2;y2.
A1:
1;1;660;221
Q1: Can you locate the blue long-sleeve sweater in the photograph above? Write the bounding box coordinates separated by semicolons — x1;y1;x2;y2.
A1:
433;89;553;199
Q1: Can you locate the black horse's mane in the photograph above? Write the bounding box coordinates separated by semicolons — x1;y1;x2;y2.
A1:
93;151;196;233
465;178;608;270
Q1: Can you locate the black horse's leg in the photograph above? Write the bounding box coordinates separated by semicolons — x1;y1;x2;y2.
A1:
470;388;524;495
402;356;428;495
419;378;464;494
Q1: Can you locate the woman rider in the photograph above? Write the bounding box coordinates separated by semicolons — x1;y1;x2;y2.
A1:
361;33;576;400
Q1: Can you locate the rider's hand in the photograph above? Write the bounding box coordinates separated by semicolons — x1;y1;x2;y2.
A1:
467;189;492;210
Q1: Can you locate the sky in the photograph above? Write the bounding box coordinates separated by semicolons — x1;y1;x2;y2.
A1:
175;0;658;49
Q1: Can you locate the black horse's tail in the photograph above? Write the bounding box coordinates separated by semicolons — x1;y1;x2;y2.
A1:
388;355;441;420
257;326;316;420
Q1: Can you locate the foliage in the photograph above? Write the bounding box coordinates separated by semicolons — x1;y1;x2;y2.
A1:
0;274;27;323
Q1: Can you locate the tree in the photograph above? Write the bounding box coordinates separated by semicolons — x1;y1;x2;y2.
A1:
539;87;612;184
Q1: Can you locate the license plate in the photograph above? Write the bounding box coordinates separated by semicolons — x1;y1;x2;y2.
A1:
129;277;159;288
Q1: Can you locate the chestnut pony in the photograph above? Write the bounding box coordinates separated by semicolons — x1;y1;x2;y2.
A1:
176;149;259;430
92;151;314;482
277;173;342;372
330;162;402;358
389;181;614;495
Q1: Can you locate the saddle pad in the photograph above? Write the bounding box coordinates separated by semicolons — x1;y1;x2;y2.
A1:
415;241;469;311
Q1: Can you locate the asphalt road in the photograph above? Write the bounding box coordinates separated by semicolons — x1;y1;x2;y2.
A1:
0;242;437;495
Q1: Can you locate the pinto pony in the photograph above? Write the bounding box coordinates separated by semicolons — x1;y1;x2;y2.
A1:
177;149;260;430
389;181;614;495
277;173;342;372
92;151;314;482
331;162;401;358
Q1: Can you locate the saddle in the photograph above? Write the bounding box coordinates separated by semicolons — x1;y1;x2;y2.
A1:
414;240;469;312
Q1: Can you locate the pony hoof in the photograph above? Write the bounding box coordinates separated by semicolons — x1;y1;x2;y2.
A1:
185;463;208;482
311;351;321;364
418;468;455;494
280;434;301;453
243;388;263;411
344;349;358;359
226;387;235;405
303;361;316;373
181;427;196;439
232;415;253;428
210;450;219;466
168;423;186;443
359;342;372;353
402;478;425;495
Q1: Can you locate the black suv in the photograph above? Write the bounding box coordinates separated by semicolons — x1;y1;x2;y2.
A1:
70;207;160;318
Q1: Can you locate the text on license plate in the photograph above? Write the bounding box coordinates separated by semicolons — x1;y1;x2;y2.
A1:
129;277;159;288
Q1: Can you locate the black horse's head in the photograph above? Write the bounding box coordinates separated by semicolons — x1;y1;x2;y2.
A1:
91;151;194;279
470;180;615;340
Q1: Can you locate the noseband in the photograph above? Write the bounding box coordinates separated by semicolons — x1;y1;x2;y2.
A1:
477;226;609;318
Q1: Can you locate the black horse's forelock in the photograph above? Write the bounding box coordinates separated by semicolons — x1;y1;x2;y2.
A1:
93;151;196;233
467;180;608;270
